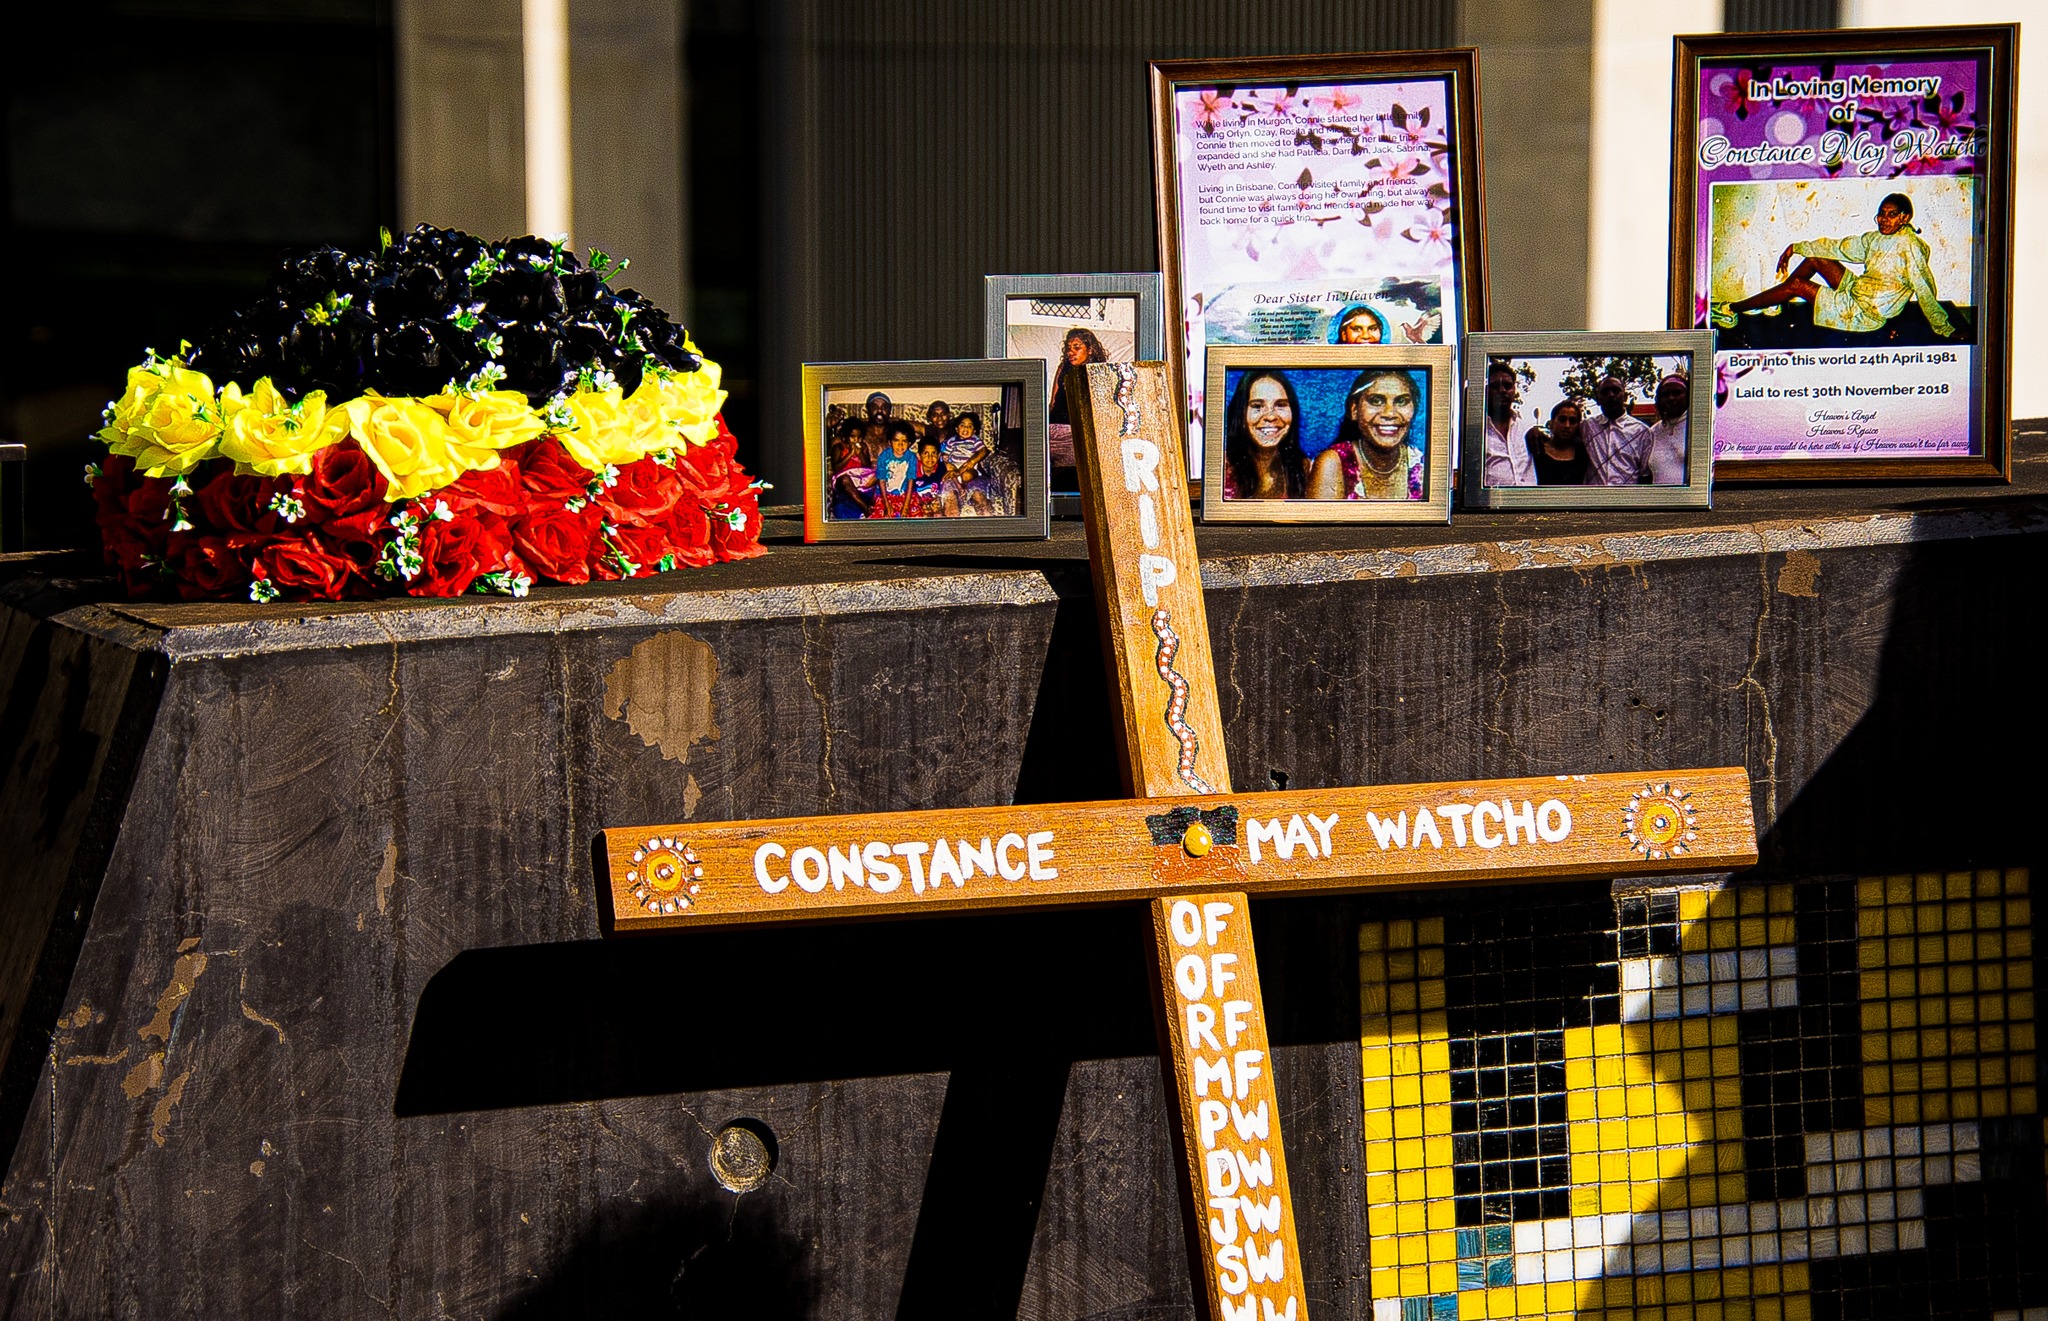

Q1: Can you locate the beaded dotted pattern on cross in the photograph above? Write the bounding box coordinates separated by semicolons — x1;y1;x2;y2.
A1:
626;836;703;915
1622;783;1698;861
1151;608;1217;796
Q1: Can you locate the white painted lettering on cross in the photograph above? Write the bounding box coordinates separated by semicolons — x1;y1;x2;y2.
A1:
1361;799;1573;852
1165;897;1300;1321
753;832;1059;896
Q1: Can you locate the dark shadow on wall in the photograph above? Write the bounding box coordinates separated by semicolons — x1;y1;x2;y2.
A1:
1758;496;2048;877
402;907;1156;1320
1753;494;2048;1320
397;908;1155;1113
495;1187;818;1321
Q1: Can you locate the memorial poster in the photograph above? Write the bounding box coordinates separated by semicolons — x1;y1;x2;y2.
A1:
1689;52;1992;464
1164;75;1465;471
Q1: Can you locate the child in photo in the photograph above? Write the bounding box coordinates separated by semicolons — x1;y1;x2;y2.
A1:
942;410;998;516
911;438;947;516
829;416;874;519
870;420;918;518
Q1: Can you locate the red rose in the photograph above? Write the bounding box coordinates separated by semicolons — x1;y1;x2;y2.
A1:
659;501;716;569
193;468;284;535
709;485;766;563
511;503;600;584
91;453;141;511
302;441;385;528
597;456;685;527
99;516;155;577
250;534;363;601
441;459;526;517
409;513;498;597
165;533;255;601
675;434;745;504
518;439;595;504
591;521;669;581
93;458;172;579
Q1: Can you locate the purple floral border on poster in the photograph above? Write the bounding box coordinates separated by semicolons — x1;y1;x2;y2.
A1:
1693;55;1989;460
1172;79;1461;472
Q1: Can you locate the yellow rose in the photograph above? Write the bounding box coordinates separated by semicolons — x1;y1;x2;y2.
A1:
636;344;727;447
217;378;349;476
100;362;224;477
100;364;157;437
426;388;546;472
556;386;664;472
342;394;460;500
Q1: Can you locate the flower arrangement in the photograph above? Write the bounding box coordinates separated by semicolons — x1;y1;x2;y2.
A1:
88;225;765;601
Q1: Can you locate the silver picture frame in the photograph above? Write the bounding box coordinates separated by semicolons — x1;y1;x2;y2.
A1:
984;273;1164;513
801;359;1050;543
1200;344;1454;525
981;273;1165;362
1461;331;1714;510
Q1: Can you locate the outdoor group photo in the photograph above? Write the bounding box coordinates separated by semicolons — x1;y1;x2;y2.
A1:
1480;354;1697;488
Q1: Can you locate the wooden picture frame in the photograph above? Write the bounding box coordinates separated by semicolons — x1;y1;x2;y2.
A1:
1150;50;1488;481
1200;344;1453;524
800;360;1050;543
983;273;1165;507
1462;331;1714;510
1669;25;2017;482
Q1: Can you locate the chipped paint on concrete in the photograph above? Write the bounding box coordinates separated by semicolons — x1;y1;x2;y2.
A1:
375;839;397;916
1777;550;1822;597
149;1069;190;1146
603;631;720;764
138;946;208;1043
120;1050;164;1099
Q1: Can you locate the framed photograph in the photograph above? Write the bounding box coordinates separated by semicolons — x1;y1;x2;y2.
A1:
1671;25;2017;481
1150;50;1487;478
984;273;1164;504
800;360;1049;543
1462;331;1714;510
1199;344;1452;524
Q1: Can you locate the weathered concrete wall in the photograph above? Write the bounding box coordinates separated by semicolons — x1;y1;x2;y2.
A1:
1;431;2043;1317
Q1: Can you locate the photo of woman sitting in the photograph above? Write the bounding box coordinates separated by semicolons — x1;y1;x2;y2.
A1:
1710;192;1960;345
1220;369;1309;499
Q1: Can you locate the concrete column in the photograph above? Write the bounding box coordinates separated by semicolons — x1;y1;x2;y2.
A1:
1585;0;1724;331
568;0;687;320
1459;0;1597;330
394;0;687;325
394;0;528;240
1845;1;2046;418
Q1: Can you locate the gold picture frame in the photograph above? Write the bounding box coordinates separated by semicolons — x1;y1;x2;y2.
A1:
1200;344;1453;524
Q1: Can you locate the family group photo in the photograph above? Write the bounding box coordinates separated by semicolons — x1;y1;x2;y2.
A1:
822;386;1025;521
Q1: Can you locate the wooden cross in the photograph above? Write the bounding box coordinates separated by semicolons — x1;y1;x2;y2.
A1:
596;363;1758;1321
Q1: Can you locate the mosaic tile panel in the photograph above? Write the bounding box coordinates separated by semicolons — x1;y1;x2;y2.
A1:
1361;871;2043;1321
